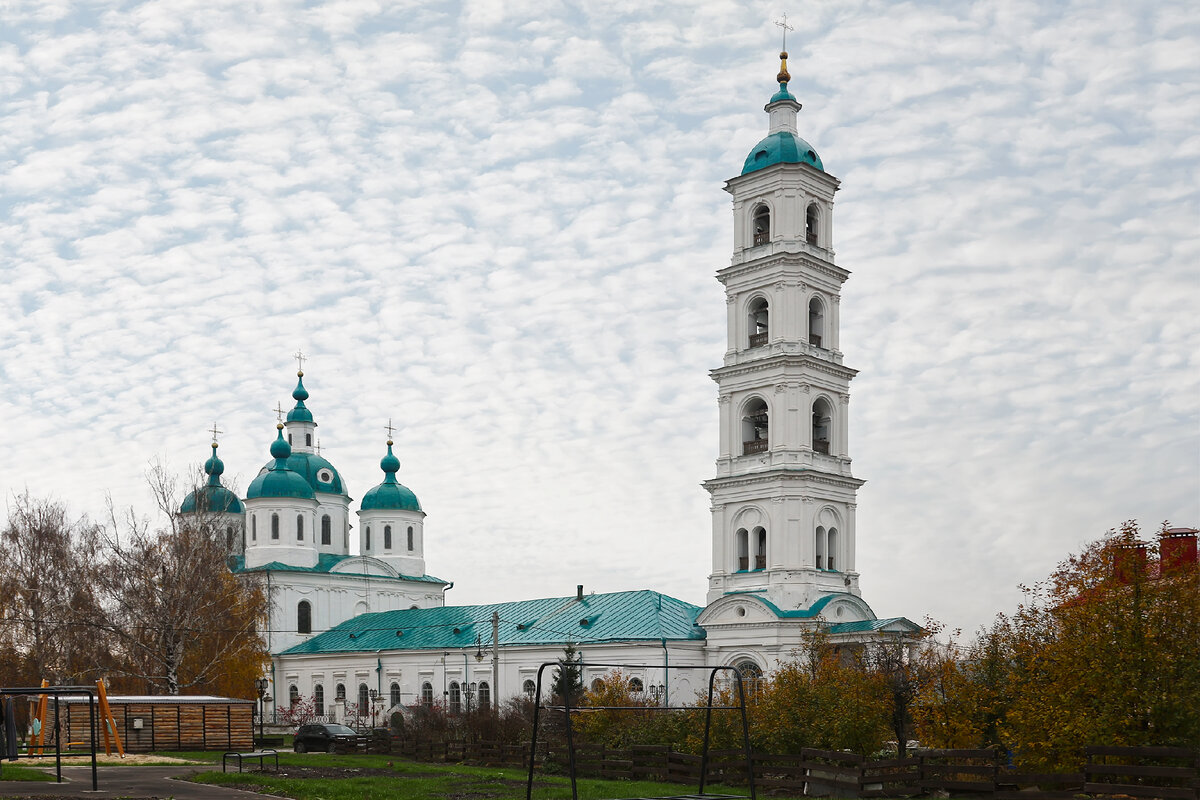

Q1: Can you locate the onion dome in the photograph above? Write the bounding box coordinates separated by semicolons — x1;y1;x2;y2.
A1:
742;50;823;175
180;441;245;514
246;424;315;500
360;440;421;512
287;370;314;423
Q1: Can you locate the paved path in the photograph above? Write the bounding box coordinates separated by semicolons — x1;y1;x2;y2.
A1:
0;764;280;798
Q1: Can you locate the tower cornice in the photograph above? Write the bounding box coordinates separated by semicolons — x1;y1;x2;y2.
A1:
702;468;865;493
710;353;858;383
719;248;849;287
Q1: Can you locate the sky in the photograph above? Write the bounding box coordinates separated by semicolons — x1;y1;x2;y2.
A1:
1;0;1197;640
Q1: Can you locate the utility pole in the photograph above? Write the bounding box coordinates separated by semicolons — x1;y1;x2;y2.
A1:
491;611;500;712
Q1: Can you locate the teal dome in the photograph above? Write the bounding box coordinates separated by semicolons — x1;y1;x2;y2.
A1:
287;371;315;423
262;451;347;496
247;426;315;500
742;130;823;175
360;441;421;512
181;443;245;514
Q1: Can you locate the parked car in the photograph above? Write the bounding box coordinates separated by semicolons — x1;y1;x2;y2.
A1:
293;723;358;753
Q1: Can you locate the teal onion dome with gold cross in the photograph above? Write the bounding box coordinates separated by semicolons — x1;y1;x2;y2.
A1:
247;425;315;500
180;441;245;514
360;440;421;512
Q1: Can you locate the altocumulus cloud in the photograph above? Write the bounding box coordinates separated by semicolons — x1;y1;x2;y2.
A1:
0;0;1196;636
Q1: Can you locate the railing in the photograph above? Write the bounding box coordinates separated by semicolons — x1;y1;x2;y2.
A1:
738;557;749;571
813;439;830;455
806;231;818;245
748;332;768;348
809;334;822;348
743;439;769;454
753;232;769;246
754;555;766;570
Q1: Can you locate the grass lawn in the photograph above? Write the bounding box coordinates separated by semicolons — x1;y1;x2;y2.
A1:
0;763;58;781
186;751;775;800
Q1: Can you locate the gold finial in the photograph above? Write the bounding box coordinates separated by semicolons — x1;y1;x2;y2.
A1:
775;13;794;83
387;439;394;447
276;422;284;430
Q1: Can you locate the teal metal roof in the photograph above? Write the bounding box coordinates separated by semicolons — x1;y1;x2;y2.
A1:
287;373;314;423
722;591;866;619
360;442;420;511
180;485;244;514
280;589;706;656
247;429;315;500
742;131;823;175
826;617;921;634
262;451;347;496
230;553;446;584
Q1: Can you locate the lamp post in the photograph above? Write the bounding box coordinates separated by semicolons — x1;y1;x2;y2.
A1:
368;688;379;728
254;678;269;744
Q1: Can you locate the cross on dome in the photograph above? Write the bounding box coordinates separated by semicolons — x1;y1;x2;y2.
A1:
384;418;396;439
294;349;306;374
209;421;223;443
274;402;286;422
775;12;793;51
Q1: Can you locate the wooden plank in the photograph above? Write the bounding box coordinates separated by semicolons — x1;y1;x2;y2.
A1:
1088;763;1198;779
1084;781;1196;799
1087;746;1198;760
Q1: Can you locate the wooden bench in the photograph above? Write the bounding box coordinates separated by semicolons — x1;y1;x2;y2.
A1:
222;748;279;773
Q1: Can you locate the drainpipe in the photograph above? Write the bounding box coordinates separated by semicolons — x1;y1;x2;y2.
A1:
661;638;669;707
270;661;277;724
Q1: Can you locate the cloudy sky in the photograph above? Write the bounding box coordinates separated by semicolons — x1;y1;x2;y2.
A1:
2;0;1197;640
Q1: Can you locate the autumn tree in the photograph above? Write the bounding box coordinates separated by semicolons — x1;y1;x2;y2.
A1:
0;492;110;685
96;466;269;696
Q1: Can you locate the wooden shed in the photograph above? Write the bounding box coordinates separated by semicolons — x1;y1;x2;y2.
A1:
51;695;254;752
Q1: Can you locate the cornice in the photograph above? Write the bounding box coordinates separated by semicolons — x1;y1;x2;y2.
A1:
702;468;865;492
718;250;849;286
710;354;858;382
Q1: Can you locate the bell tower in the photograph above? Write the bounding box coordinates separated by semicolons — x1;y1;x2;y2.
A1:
703;50;863;612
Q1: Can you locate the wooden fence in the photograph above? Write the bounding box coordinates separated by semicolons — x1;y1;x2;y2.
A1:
375;739;1198;799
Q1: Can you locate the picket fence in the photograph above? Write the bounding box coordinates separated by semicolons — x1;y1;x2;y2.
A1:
360;738;1200;799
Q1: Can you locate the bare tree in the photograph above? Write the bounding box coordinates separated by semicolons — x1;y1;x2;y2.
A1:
95;465;268;695
0;492;107;684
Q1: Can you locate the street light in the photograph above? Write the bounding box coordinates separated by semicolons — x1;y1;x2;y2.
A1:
254;678;269;744
368;688;379;728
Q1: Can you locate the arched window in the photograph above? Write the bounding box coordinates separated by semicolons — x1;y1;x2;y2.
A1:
344;521;349;549
364;526;371;551
321;515;331;546
449;682;461;713
827;528;839;571
288;433;293;444
808;296;825;348
421;682;434;706
736;528;749;571
742;398;769;454
748;297;769;348
384;525;392;550
390;682;401;708
358;683;369;712
305;433;312;446
297;600;312;634
630;677;644;693
407;526;414;551
812;398;833;455
752;204;771;246
251;515;257;541
735;661;764;700
314;684;324;716
806;203;820;245
523;679;537;697
815;525;826;569
754;527;767;570
478;681;490;709
335;683;346;702
271;513;280;540
289;684;299;708
225;526;234;549
590;678;604;692
297;515;304;541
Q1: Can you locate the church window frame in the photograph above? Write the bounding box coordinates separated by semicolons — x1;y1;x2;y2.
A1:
335;683;346;702
808;295;826;349
365;526;371;551
288;684;299;708
225;526;234;550
478;681;490;708
734;660;764;701
812;396;834;455
358;683;369;713
407;526;414;551
827;528;839;571
321;515;331;546
421;682;434;706
297;600;312;634
314;684;324;716
390;682;401;708
297;514;304;541
271;513;280;540
805;202;821;246
754;526;767;570
751;202;771;247
523;679;537;697
747;295;769;348
449;681;461;713
741;396;770;455
305;433;312;446
736;528;749;571
251;515;256;541
384;525;392;550
629;677;644;693
815;525;826;569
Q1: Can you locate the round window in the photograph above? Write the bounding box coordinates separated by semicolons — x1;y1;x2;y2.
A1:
735;606;746;617
318;469;333;483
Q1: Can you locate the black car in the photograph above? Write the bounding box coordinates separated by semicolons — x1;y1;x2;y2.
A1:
293;723;358;753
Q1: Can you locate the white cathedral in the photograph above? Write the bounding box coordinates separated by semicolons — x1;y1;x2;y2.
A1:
181;51;919;722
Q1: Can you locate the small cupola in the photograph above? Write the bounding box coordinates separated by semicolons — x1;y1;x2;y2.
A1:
246;425;315;500
180;440;245;515
742;50;823;175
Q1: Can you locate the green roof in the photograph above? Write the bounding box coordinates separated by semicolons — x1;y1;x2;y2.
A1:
230;553;446;584
180;484;244;514
742;131;823;175
280;589;705;656
722;591;869;619
826;617;921;634
262;451;347;497
360;443;420;511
